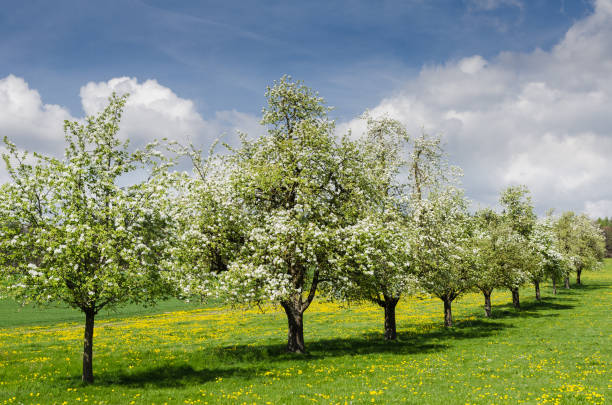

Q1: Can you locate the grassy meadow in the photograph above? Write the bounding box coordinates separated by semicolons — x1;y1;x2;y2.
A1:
1;260;611;405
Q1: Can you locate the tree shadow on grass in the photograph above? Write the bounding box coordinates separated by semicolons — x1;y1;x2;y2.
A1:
563;283;608;292
219;318;508;361
94;318;508;388
489;298;575;320
94;364;256;388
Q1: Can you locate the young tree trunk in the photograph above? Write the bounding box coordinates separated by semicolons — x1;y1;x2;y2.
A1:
281;301;305;354
564;276;570;289
511;288;520;310
576;269;582;285
382;296;399;340
552;278;557;295
483;290;492;318
443;297;453;327
534;280;541;301
82;308;95;383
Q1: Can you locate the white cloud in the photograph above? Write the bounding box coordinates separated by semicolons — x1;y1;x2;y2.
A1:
458;55;487;75
340;0;612;217
0;74;73;148
79;77;261;149
0;75;261;177
0;75;76;182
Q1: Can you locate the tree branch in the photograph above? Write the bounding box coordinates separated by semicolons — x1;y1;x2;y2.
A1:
301;267;319;312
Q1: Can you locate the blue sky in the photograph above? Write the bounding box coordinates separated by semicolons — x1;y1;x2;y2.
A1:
1;0;612;216
0;0;592;120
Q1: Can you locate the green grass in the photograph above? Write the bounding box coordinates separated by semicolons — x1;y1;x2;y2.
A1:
1;260;611;404
0;298;208;329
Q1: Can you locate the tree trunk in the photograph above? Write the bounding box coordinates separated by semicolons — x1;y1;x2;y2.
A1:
383;297;399;340
552;278;557;295
576;269;582;285
564;276;570;289
82;308;95;383
511;288;520;310
534;280;541;301
281;301;305;354
443;297;453;327
483;290;492;318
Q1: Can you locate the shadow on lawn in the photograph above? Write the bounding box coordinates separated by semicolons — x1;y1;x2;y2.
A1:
95;364;256;388
98;319;508;388
489;297;575;319
213;318;508;362
563;282;608;292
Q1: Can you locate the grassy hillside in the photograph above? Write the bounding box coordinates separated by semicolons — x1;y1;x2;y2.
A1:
1;260;610;404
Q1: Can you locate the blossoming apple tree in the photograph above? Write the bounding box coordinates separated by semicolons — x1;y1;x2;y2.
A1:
553;211;606;286
498;185;537;309
411;187;475;327
472;209;504;317
167;143;246;300
329;115;416;340
0;95;175;383
218;77;369;353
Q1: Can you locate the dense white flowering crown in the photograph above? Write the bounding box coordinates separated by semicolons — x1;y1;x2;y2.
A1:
0;94;175;312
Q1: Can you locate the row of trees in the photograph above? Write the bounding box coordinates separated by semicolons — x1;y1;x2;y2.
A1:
0;77;606;383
